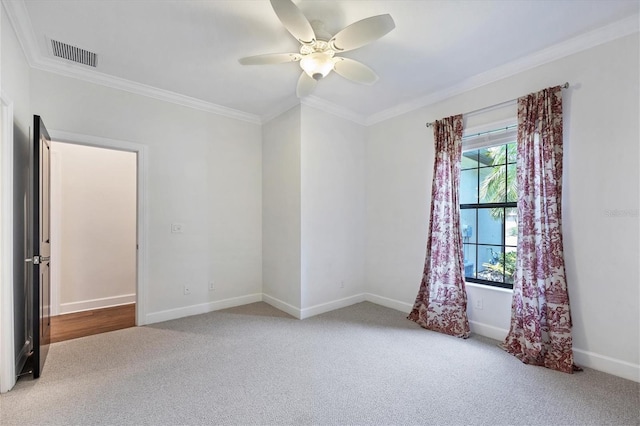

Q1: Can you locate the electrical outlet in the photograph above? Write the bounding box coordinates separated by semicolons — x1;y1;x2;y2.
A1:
171;223;184;233
183;285;191;295
474;298;483;310
208;281;215;292
340;281;345;289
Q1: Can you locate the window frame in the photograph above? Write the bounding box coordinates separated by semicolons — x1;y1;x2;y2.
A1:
460;127;518;290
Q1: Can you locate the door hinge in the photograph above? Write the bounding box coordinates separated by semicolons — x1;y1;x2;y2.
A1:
25;256;49;264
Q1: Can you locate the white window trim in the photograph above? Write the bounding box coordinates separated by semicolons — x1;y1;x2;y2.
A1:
463;118;517;151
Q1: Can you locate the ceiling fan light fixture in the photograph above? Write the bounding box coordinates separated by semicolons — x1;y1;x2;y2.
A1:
300;52;334;80
240;0;395;96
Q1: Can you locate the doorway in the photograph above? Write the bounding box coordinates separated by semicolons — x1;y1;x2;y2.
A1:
49;141;137;342
0;128;148;391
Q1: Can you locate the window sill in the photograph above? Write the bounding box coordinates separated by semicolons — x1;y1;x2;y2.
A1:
465;281;514;294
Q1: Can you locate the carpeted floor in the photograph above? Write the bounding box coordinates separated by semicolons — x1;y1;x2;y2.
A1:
1;302;638;425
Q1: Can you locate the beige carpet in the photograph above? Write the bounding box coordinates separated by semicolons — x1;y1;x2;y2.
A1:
1;301;638;425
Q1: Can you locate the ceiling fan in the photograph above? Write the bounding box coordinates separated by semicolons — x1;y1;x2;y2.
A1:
239;0;395;97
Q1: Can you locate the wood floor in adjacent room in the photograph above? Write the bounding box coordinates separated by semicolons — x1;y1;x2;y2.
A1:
50;303;136;343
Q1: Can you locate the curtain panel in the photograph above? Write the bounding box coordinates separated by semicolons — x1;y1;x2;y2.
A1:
501;85;577;373
408;114;470;339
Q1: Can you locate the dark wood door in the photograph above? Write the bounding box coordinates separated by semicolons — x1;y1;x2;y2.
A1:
29;115;51;378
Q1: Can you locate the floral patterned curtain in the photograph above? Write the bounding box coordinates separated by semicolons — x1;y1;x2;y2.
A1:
501;86;578;373
408;114;470;338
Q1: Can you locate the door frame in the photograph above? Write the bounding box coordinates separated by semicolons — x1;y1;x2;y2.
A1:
0;124;148;392
47;130;149;327
0;94;16;393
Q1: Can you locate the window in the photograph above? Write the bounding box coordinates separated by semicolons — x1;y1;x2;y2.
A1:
460;132;517;289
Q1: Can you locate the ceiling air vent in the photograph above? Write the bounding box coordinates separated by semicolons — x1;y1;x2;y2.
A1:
50;39;97;67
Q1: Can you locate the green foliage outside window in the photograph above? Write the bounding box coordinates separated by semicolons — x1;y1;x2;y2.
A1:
479;143;517;219
482;251;517;283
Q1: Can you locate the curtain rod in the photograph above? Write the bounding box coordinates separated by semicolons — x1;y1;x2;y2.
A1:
425;82;569;128
462;124;517;140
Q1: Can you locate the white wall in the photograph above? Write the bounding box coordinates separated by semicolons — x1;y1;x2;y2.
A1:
300;105;366;314
365;34;639;381
261;104;366;318
30;69;263;323
262;105;301;314
50;142;136;314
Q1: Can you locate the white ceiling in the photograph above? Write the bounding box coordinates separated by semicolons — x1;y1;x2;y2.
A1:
6;0;640;123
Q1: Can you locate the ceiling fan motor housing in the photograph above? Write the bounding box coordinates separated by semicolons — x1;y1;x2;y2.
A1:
300;51;335;80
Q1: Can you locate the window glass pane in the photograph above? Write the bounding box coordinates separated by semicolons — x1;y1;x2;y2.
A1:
460;169;478;204
504;246;517;284
507;141;517;163
458;141;517;288
460;209;476;244
463;244;476;279
479;166;505;203
477;208;503;245
479;146;502;166
505;207;518;247
461;150;479;169
478;245;504;283
506;163;517;202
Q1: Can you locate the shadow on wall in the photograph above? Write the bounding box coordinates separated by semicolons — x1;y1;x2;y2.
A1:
13;123;31;376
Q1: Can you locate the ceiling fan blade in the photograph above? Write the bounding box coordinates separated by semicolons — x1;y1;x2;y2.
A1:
270;0;316;45
333;57;378;85
239;53;302;65
329;14;395;52
296;72;317;98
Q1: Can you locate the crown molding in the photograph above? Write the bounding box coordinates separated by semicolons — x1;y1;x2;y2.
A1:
4;0;638;128
365;14;640;126
2;0;261;125
2;0;39;65
33;56;262;124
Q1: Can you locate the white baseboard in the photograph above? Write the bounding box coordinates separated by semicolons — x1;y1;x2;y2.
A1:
469;321;509;341
59;294;137;315
299;294;366;319
145;293;262;325
261;293;367;320
467;323;640;383
573;348;639;383
364;293;413;313
261;294;301;319
361;294;511;343
143;290;639;383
